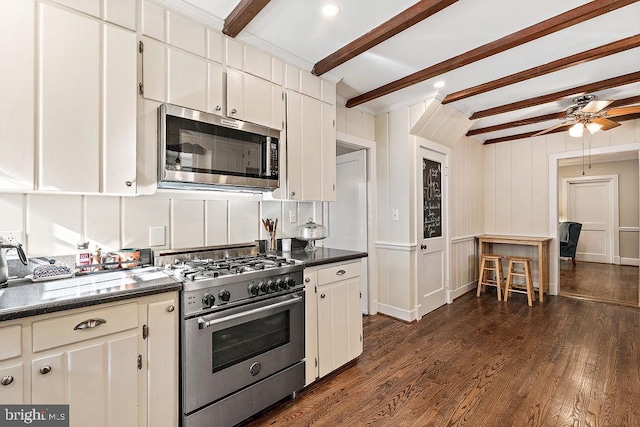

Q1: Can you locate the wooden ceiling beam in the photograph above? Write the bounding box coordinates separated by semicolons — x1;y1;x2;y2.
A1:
470;71;640;119
223;0;271;38
483;112;640;145
312;0;459;76
467;94;640;136
346;0;639;108
444;34;640;104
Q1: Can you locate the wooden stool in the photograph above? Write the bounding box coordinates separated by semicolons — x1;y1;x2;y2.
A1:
477;254;504;301
504;256;535;306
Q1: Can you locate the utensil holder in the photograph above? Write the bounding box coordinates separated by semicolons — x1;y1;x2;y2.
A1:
267;233;277;253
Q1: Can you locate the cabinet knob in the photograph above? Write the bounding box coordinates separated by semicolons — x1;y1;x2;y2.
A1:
125;180;133;187
1;375;14;386
230;108;237;115
215;105;221;111
320;293;326;299
40;365;52;375
304;278;310;283
167;305;175;313
291;191;296;197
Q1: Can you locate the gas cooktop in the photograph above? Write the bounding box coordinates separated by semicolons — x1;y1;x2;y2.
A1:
172;254;300;282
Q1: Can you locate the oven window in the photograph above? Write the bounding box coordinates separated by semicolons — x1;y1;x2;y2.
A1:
212;311;290;373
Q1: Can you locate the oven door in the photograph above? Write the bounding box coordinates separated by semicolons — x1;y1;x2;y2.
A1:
182;291;305;414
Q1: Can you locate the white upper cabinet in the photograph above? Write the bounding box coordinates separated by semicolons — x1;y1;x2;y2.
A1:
321;102;336;201
321;80;336;106
39;3;137;194
0;0;34;190
39;3;101;193
244;44;272;82
168;49;208;112
300;70;321;100
227;69;283;130
225;37;284;85
141;37;167;103
51;0;100;19
207;30;223;63
142;0;165;42
103;0;136;30
104;25;137;194
208;62;224;115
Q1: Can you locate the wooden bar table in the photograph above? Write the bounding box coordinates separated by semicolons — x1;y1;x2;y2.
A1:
475;234;552;302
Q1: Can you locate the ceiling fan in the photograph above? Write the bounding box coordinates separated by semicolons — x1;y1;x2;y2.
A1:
533;95;640;137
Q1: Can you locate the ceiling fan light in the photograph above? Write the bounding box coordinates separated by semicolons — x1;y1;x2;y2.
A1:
569;122;584;138
586;122;603;134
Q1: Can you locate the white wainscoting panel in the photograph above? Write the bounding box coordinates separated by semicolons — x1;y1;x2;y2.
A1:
228;201;260;244
205;200;228;246
86;196;120;251
28;195;82;256
172;199;205;249
123;198;171;249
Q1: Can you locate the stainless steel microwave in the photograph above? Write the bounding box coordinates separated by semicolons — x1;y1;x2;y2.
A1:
158;104;280;191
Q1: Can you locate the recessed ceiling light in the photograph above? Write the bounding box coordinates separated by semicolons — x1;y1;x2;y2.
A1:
433;80;445;88
322;4;341;17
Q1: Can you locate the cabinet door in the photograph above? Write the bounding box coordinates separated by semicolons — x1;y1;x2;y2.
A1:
208;61;224;115
39;4;100;192
104;25;137;194
147;297;179;427
285;91;302;201
346;276;363;359
32;333;139;427
142;37;167;103
301;95;322;201
226;68;244;120
244;74;273;128
168;48;207;112
317;280;349;377
0;363;25;404
321;102;336;201
304;271;318;386
0;0;35;190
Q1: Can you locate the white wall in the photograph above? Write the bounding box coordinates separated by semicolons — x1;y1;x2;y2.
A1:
482;118;640;290
0;192;316;257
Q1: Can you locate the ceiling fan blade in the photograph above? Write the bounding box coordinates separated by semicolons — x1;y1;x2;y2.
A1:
605;105;640;117
532;122;572;137
592;117;621;131
581;99;613;113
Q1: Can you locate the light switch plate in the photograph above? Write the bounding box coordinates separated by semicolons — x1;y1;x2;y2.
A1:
149;226;166;246
289;210;297;223
392;209;399;221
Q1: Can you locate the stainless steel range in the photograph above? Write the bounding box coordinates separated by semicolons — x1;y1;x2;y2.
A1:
155;243;305;427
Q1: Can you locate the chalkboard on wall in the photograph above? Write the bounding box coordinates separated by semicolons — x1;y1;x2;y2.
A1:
423;158;442;239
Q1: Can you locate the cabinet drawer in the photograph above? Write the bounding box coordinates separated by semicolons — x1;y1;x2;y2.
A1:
32;302;138;352
317;261;360;286
0;325;21;361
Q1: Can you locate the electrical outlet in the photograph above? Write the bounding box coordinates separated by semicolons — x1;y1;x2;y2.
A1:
392;209;399;221
0;230;22;244
289;210;297;223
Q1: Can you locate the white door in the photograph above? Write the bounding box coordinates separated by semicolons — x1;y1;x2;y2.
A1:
324;150;368;312
417;146;448;318
565;176;617;264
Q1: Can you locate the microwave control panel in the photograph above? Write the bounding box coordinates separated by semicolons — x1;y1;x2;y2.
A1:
269;141;279;176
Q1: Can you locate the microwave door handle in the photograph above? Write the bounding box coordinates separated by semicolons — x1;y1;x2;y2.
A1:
264;139;271;177
197;295;302;330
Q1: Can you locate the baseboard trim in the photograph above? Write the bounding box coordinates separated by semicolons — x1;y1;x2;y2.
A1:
375;242;415;251
377;303;416;322
620;257;640;266
451;281;477;300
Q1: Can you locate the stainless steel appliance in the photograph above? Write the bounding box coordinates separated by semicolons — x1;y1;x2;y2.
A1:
0;239;28;286
158;104;280;191
155;243;305;427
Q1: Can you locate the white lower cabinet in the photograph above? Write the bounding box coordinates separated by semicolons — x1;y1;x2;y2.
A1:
0;292;178;427
305;260;363;386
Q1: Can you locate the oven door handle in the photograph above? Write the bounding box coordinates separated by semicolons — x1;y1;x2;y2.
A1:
197;295;303;330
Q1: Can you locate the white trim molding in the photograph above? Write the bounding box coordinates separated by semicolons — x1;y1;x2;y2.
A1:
450;280;478;300
619;227;640;232
451;235;477;244
620;257;640;266
377;303;417;323
375;242;416;251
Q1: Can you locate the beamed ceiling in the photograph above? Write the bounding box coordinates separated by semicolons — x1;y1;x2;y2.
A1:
169;0;640;144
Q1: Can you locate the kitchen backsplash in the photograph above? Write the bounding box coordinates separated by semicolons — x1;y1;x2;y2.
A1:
0;192;319;258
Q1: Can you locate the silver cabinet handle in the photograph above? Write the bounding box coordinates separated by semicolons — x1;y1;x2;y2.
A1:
320;294;326;299
336;269;346;276
230;108;237;114
167;305;175;313
304;278;310;283
1;376;13;386
40;365;52;375
125;180;133;187
74;318;107;330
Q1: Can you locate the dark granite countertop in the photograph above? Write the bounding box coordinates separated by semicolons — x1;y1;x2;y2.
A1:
284;247;368;267
0;267;182;322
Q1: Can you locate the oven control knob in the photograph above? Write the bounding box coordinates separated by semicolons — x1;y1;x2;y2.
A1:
202;293;215;308
259;281;269;294
248;283;260;296
284;277;295;288
268;280;277;292
218;289;231;302
277;278;286;290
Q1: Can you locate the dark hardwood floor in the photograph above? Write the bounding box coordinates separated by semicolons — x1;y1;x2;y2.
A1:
244;292;640;427
560;260;639;306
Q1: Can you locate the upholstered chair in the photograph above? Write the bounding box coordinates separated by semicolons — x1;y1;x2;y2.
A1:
559;221;582;265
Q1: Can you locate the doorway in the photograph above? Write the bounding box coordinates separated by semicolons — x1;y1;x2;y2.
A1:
554;150;639;306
